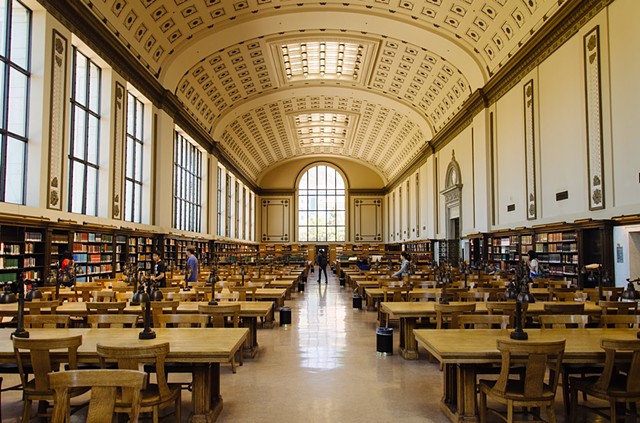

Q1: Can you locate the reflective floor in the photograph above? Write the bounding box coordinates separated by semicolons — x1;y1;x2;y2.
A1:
0;268;611;421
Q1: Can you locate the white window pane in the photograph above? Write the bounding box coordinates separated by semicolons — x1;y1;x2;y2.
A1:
327;226;336;241
337;211;345;225
318;211;326;226
88;62;100;112
4;137;25;203
70;161;85;213
327;212;335;225
308;227;317;241
299;230;307;242
125;138;134;178
337;196;345;210
7;68;28;136
337;227;345;241
72;108;86;158
125;180;133;221
135;141;143;181
317;227;327;242
86;166;98;216
0;63;5;124
327;168;336;189
135;184;142;223
136;101;144;136
126;93;135;135
87;115;99;164
74;53;87;106
10;3;29;70
318;165;326;188
336;174;345;189
0;1;7;54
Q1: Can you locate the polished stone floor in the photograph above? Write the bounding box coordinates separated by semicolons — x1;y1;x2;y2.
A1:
0;268;610;421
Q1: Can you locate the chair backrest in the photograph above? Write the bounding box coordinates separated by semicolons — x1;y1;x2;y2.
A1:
158;287;180;296
13;335;83;393
115;291;134;302
458;291;488;302
85;301;127;314
49;369;147;423
381;286;408;302
155;313;209;328
457;314;510;329
595;339;640;394
142;300;179;318
494;339;565;398
198;303;240;327
600;314;640;328
87;314;139;328
93;290;116;302
24;314;71;328
97;342;172;401
598;300;637;315
539;314;589;328
24;300;59;314
542;302;585;314
434;303;476;329
229;285;257;301
553;291;580;302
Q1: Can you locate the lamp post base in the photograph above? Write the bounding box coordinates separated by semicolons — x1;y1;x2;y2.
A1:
11;328;29;338
139;329;156;340
510;329;528;340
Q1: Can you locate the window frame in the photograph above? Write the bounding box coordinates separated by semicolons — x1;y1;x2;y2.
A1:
124;91;144;223
173;131;202;232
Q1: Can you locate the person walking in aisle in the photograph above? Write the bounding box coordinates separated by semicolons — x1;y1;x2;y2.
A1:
186;246;199;284
316;249;328;283
392;251;411;280
152;252;167;288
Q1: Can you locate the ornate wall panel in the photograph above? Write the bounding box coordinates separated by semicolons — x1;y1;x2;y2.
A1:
584;26;604;210
261;198;290;242
47;30;67;211
353;198;382;242
524;79;537;220
112;82;126;220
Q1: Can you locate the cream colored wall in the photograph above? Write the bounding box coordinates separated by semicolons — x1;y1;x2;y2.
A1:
609;0;640;211
258;157;385;190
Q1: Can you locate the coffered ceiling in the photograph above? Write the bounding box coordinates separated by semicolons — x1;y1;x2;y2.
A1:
66;0;566;185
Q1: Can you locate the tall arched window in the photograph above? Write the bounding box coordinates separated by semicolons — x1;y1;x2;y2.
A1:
298;165;345;242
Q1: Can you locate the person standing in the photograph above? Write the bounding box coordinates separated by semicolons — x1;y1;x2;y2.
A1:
186;246;199;283
392;251;411;280
316;249;328;283
152;252;167;288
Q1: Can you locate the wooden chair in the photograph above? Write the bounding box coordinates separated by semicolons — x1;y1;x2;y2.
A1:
539;314;590;329
142;300;179;320
155;314;209;328
87;314;139;328
554;291;582;302
13;335;87;422
458;291;488;302
543;302;585;314
158;287;180;297
479;339;566;423
24;300;59;315
85;301;127;314
92;290;116;302
434;303;476;329
49;369;147;423
96;342;181;423
198;304;242;373
457;314;510;329
600;314;640;328
24;314;71;328
74;282;104;302
476;287;505;301
486;301;526;334
570;339;640;423
598;300;637;315
115;292;134;302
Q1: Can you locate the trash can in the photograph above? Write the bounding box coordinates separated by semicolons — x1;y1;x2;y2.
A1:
280;307;292;326
339;277;346;287
352;294;362;309
376;327;393;355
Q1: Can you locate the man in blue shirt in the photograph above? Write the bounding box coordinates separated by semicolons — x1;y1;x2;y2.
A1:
186;246;199;283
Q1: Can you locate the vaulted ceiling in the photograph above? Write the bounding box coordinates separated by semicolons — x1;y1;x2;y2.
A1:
62;0;567;186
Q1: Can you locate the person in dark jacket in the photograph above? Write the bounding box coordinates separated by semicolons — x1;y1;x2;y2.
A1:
316;249;329;283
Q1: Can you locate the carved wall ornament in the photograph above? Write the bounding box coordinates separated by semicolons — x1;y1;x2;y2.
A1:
524;79;537;220
47;30;67;211
584;25;604;211
112;81;126;220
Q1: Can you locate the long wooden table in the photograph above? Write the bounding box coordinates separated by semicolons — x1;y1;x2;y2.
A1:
413;328;637;422
381;301;602;360
0;327;247;422
0;301;272;358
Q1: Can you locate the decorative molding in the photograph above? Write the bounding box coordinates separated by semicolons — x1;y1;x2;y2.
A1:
47;30;67;211
415;172;420;237
112;82;126;220
261;198;290;242
524;79;537;220
353;198;382;242
584;26;604;210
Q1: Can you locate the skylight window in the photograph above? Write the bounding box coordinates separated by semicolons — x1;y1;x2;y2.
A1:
294;112;350;146
281;41;363;80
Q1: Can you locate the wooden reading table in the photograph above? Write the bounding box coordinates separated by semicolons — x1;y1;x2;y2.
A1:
0;327;247;422
413;328;637;422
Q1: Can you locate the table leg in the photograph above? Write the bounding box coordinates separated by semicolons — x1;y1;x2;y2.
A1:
190;363;223;423
242;316;259;358
399;317;419;360
438;363;479;423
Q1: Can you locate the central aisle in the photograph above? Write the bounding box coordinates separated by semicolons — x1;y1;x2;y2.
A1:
217;268;447;422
